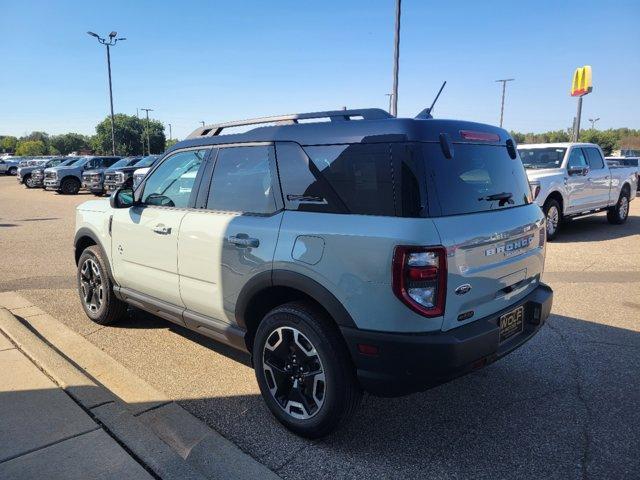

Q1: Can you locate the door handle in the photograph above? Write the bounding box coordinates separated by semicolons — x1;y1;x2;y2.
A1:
228;234;259;248
152;224;172;235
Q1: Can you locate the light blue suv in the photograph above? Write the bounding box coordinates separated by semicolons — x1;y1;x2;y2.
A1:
74;108;553;437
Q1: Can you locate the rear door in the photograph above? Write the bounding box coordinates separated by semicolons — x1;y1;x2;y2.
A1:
177;144;283;326
420;142;546;331
110;148;210;307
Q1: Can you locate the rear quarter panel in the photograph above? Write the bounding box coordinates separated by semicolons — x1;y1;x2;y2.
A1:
274;211;445;333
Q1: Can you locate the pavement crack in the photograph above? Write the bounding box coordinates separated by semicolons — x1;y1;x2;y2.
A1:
272;440;318;473
546;318;594;480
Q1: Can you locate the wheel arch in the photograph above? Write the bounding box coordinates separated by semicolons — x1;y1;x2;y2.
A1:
544;190;564;215
74;228;116;284
236;270;357;352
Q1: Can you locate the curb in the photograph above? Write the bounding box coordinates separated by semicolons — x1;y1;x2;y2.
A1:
0;292;280;480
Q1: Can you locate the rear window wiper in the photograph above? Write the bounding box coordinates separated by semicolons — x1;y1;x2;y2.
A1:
479;192;513;206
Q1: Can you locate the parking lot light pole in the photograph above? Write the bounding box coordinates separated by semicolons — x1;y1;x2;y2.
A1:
495;78;514;128
588;117;600;129
140;108;153;154
390;0;401;117
87;31;126;156
168;123;172;141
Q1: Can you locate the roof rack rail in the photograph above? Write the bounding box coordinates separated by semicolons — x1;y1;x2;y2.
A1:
187;108;392;139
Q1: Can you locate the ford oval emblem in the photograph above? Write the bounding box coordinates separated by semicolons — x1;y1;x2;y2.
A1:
455;284;472;295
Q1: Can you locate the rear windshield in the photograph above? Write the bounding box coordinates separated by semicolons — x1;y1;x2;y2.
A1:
422;143;532;216
517;147;566;169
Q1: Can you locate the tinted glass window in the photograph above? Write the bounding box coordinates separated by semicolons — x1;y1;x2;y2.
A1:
517;147;566;169
584;148;604;169
392;143;426;217
142;149;207;208
206;146;276;214
567;148;588;168
303;143;394;216
423;143;531;216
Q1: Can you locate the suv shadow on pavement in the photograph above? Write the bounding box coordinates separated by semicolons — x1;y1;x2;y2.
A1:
169;313;639;480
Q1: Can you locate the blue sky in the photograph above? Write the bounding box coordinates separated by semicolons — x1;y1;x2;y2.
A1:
1;0;638;139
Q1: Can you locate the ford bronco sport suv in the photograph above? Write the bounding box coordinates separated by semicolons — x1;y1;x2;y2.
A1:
74;108;553;437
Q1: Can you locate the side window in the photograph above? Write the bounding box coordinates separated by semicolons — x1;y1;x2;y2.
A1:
302;143;394;216
584;148;604;169
142;149;207;208
567;148;588;169
206;146;277;214
104;158;118;167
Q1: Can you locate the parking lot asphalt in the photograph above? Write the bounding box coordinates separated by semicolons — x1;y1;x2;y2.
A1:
1;175;639;480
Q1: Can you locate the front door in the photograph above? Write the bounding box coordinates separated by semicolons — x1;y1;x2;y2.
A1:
564;147;591;214
110;148;210;307
178;144;282;325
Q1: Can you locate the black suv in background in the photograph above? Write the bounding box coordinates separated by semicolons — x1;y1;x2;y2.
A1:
83;157;141;196
103;155;160;193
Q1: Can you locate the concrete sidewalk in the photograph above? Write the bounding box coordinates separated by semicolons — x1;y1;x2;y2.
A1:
0;330;153;479
0;293;280;480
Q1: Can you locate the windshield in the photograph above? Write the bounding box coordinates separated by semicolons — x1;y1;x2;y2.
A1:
518;147;566;169
110;158;134;169
136;155;158;168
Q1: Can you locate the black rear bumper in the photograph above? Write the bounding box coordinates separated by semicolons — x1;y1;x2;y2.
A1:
340;283;553;397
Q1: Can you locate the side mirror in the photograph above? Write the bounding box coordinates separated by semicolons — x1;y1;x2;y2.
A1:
568;166;589;176
110;188;135;209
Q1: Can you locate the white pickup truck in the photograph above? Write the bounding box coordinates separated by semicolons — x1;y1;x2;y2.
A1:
518;143;637;240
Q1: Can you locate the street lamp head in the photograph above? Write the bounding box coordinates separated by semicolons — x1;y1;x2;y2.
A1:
87;31;99;38
109;31;118;38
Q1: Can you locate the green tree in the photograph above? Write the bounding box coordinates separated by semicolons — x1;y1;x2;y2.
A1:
21;132;50;152
0;136;18;153
94;114;165;155
15;140;47;156
50;133;91;155
165;138;179;150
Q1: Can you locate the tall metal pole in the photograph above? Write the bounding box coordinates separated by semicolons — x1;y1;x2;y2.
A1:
137;108;145;155
168;123;172;140
140;108;153;154
573;96;583;142
390;0;401;117
105;45;116;155
200;121;205;127
495;78;514;128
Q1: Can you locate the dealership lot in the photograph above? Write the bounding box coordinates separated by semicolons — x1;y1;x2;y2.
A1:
1;176;639;479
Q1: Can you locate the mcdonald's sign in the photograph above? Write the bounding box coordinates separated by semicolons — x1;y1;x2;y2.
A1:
571;65;593;97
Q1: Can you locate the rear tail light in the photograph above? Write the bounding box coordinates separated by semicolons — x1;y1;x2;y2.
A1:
392;246;447;317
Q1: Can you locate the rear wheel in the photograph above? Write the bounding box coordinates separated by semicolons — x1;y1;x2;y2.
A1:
253;302;361;438
60;177;80;195
607;188;630;225
77;245;127;325
543;198;562;240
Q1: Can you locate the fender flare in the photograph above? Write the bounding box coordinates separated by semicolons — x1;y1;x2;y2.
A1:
234;269;357;331
74;227;116;284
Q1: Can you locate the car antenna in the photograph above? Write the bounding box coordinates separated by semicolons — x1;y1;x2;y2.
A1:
415;81;447;119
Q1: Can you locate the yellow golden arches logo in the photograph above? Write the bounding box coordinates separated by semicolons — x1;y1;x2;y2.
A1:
571;65;593;97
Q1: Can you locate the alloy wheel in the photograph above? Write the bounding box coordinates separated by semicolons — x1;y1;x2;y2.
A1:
262;326;326;420
80;258;103;313
546;206;559;236
619;196;629;220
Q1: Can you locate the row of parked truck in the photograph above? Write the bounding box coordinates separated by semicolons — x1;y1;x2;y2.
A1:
9;154;160;195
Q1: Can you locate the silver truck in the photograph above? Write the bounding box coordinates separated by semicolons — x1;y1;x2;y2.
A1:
518;143;637;240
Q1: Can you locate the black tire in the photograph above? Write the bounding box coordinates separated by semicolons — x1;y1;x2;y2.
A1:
60;177;80;195
607;187;630;225
543;198;562;241
24;174;36;188
8;167;17;176
77;245;127;325
253;301;361;438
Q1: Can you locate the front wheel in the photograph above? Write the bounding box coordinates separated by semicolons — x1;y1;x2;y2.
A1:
24;175;37;188
61;177;80;195
543;198;562;241
8;167;17;176
607;189;630;225
253;302;361;438
77;245;127;325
